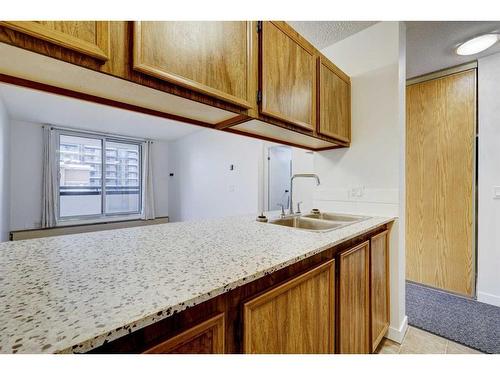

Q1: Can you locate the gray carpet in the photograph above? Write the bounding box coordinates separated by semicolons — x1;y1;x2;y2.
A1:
406;281;500;354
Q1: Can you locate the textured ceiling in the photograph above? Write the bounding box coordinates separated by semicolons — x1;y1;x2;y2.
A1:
406;21;500;78
288;21;379;49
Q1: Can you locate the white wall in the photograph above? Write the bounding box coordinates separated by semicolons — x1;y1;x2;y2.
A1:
263;143;315;214
477;52;500;307
168;130;315;222
9;120;170;230
10;120;43;230
321;22;400;77
315;21;408;342
0;97;10;242
168;129;262;222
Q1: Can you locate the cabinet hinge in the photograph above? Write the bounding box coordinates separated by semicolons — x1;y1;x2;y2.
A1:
257;90;262;103
256;21;262;33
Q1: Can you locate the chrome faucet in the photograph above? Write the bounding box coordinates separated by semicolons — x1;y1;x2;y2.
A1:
277;203;286;218
289;174;321;215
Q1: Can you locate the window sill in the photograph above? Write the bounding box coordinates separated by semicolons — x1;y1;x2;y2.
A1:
56;214;143;228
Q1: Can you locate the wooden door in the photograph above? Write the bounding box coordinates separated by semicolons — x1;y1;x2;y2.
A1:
318;56;351;142
370;230;390;352
133;21;255;108
143;313;224;354
243;260;335;354
0;21;110;60
260;21;316;130
339;241;370;354
406;69;475;296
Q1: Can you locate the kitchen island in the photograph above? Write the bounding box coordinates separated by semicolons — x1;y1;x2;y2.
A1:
0;214;394;354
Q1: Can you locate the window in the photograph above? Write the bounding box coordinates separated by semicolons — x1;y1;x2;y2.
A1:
57;131;142;221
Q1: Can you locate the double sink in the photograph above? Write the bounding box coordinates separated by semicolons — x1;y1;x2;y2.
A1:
269;212;369;232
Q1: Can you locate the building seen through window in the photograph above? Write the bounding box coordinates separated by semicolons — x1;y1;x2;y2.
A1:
58;133;141;219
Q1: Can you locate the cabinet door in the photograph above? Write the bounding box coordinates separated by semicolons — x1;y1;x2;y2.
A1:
243;260;335;354
339;241;370;354
0;21;110;60
144;313;224;354
370;230;390;352
133;21;255;108
318;57;351;142
260;21;316;130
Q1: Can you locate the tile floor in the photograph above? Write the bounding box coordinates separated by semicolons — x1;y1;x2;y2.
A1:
376;326;482;354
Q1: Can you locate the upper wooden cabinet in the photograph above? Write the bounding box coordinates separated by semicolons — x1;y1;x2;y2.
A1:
339;241;370;354
0;21;351;150
0;21;110;60
133;21;255;108
260;21;316;131
318;56;351;142
370;230;390;352
243;260;335;354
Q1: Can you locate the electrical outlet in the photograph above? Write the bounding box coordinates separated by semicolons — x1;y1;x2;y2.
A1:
349;186;365;199
229;185;235;193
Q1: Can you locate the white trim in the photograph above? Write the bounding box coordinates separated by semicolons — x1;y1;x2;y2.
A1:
477;292;500;307
385;315;408;344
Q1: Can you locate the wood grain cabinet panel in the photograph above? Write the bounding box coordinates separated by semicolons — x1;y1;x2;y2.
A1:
133;21;255;108
0;21;110;60
406;70;475;296
370;230;390;352
243;260;335;354
318;56;351;142
339;241;370;354
143;313;224;354
260;21;316;130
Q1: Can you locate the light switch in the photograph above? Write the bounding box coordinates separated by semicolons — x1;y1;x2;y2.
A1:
494;186;500;199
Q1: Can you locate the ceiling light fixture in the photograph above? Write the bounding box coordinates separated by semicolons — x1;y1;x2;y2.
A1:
456;33;500;56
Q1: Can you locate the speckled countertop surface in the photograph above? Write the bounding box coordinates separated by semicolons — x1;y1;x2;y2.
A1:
0;214;394;354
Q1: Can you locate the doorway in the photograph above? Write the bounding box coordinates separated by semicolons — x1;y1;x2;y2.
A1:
266;146;292;212
406;67;477;297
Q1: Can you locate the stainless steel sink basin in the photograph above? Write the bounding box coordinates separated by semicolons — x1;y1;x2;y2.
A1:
269;216;343;231
302;212;369;223
268;212;370;232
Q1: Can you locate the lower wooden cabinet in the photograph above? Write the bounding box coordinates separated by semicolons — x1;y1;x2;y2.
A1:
243;260;335;354
143;313;225;354
370;230;390;352
90;225;391;354
339;241;370;354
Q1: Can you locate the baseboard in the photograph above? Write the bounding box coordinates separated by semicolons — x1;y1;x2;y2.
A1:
477;291;500;307
385;315;408;344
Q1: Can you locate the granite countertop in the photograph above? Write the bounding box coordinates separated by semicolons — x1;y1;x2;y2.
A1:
0;214;394;354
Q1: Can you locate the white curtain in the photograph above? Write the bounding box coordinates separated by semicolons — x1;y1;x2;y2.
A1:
142;140;156;220
41;125;58;228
